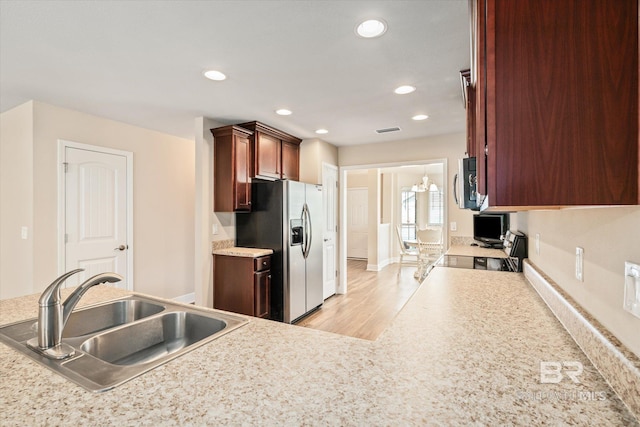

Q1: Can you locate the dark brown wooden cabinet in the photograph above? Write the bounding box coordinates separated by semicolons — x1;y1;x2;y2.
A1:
213;254;271;318
239;121;302;182
472;0;639;208
211;125;253;212
281;140;300;181
254;132;281;180
460;69;476;158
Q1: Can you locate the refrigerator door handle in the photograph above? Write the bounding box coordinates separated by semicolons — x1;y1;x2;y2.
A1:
302;203;311;259
305;203;313;258
301;204;307;258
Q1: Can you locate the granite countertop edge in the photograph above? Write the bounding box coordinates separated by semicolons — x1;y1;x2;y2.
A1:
212;247;274;257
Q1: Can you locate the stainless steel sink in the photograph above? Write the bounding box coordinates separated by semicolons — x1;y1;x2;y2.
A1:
81;311;227;366
0;295;248;392
63;299;165;338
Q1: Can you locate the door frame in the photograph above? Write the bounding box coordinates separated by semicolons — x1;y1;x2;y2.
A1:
57;139;134;290
321;162;338;300
338;159;448;295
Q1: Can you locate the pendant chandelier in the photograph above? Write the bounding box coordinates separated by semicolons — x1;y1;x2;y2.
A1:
411;175;439;193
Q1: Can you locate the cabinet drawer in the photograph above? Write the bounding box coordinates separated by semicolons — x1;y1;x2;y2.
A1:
254;256;270;272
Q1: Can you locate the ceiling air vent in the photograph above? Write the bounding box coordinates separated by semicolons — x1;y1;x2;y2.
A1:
375;127;401;134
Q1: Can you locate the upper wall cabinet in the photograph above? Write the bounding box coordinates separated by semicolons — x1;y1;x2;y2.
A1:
472;0;639;209
460;69;476;158
211;125;253;212
239;121;302;182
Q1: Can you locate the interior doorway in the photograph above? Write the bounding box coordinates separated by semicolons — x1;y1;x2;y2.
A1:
58;140;133;289
339;160;447;294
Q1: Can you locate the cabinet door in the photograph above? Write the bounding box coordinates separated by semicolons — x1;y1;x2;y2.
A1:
478;0;638;207
213;255;254;316
212;125;253;212
255;132;281;180
465;85;476;158
474;0;487;201
281;141;300;181
254;270;270;318
234;135;251;211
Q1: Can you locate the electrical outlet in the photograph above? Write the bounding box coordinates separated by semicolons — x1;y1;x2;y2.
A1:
535;233;540;255
450;221;457;232
21;226;28;240
623;261;640;319
575;247;584;282
212;224;219;235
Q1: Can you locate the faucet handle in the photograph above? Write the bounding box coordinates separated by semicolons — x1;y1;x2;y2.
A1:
37;269;84;306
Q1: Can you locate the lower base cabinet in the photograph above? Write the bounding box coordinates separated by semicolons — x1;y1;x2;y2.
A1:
213;254;271;318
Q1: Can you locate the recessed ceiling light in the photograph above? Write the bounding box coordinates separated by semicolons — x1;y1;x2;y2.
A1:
315;129;329;134
355;19;387;38
394;85;416;95
203;70;226;81
276;109;292;116
412;114;429;121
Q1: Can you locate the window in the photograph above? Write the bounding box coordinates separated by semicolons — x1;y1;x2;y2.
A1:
400;189;417;240
428;189;443;226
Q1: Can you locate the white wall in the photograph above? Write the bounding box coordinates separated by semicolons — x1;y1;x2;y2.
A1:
0;101;195;300
520;207;640;357
0;101;34;299
366;169;381;270
299;138;339;185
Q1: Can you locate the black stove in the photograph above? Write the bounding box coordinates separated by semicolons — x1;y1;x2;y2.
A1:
438;231;528;273
438;255;514;271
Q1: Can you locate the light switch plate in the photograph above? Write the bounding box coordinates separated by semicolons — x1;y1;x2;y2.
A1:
623;261;640;319
450;221;457;232
21;226;28;240
575;247;584;282
535;233;540;255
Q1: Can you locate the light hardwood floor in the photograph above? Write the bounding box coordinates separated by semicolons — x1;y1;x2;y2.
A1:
295;259;422;340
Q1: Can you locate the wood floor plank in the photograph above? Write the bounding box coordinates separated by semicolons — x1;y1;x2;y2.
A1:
295;260;422;340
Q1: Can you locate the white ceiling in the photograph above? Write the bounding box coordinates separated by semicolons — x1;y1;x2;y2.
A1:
0;1;470;147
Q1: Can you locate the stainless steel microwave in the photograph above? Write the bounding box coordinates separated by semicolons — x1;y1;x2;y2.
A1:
454;157;479;210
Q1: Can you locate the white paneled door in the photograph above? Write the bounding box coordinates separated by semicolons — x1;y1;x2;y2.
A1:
347;188;368;259
64;146;130;289
322;163;338;300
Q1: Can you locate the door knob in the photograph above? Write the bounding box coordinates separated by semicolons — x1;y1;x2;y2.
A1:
114;245;128;251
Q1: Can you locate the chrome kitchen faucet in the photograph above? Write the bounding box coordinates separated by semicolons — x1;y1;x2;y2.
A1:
26;269;123;359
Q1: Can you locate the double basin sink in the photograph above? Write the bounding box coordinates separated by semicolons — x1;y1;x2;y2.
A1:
0;295;248;392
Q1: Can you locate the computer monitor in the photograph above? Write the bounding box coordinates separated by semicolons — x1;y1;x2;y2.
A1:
473;213;509;248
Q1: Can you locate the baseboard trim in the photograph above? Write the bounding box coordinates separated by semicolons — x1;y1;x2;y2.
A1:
524;260;640;420
172;292;196;304
366;258;393;272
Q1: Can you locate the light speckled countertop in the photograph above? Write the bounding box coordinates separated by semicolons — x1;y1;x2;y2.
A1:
212;247;273;257
1;268;637;426
447;244;509;258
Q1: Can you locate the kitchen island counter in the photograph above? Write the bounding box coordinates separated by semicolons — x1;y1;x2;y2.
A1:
1;267;637;425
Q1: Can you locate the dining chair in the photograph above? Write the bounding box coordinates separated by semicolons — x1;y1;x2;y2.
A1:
395;225;419;264
415;227;444;280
